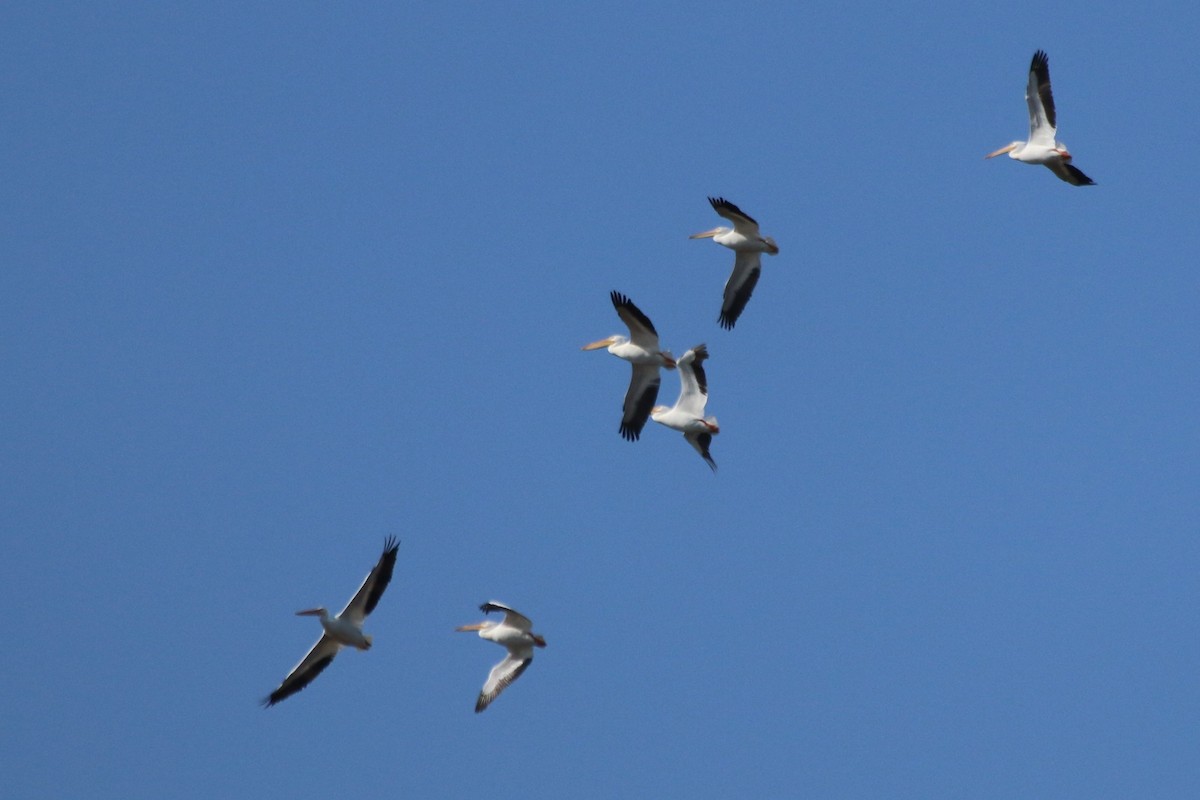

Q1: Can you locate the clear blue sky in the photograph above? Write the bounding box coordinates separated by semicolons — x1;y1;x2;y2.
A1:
4;3;1198;797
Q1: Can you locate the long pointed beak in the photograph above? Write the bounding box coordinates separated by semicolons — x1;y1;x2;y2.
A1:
985;143;1018;159
582;336;617;351
689;228;721;239
296;608;324;617
456;623;486;632
660;352;677;369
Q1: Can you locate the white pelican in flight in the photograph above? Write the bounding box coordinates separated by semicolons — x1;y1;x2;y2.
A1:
986;50;1095;186
583;291;676;441
651;344;718;471
456;601;546;713
263;537;399;706
690;197;779;330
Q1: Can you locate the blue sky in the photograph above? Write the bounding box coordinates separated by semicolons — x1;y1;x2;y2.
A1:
3;3;1198;797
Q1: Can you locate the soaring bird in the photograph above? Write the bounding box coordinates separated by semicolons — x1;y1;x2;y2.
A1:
456;601;546;713
263;537;399;706
690;197;779;329
986;50;1095;185
583;291;676;441
651;344;719;471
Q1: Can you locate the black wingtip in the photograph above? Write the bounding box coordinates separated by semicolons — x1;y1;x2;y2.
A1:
619;424;641;442
1057;162;1096;186
1069;166;1096;186
707;196;756;224
717;313;736;330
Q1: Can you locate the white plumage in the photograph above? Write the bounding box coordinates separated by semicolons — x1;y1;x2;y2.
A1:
456;601;546;712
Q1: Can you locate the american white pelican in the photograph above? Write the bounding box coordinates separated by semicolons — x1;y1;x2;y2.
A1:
690;197;779;329
456;601;546;713
263;537;399;706
583;291;677;441
986;50;1095;186
651;344;718;471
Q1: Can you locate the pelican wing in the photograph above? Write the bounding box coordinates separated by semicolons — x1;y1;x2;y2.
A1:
339;536;400;624
476;649;534;713
481;600;533;632
1046;160;1095;186
719;250;763;330
1026;50;1056;147
610;291;660;351
685;431;717;472
673;345;710;417
708;196;761;237
264;634;340;707
620;362;660;441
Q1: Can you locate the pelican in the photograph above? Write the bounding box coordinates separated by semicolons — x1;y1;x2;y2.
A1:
583;291;677;441
651;344;718;471
263;536;400;706
986;50;1095;186
456;601;546;713
690;197;779;329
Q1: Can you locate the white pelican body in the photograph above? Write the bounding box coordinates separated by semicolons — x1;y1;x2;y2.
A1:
690;197;779;329
264;536;400;706
651;344;719;471
456;601;546;713
307;610;372;649
986;50;1095;186
583;291;676;441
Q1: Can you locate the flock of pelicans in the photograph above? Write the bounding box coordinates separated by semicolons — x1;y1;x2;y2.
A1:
581;191;773;471
265;537;546;712
264;50;1096;712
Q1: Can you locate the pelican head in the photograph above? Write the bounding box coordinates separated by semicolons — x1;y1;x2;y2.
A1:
296;607;328;618
703;416;720;433
660;351;677;369
531;634;547;648
689;226;729;240
763;236;779;255
582;335;624;351
1055;143;1072;160
985;142;1021;159
455;621;492;633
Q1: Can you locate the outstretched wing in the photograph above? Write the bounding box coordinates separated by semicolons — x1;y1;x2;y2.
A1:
339;536;400;624
610;291;661;352
719;251;762;329
475;649;534;713
263;634;340;707
480;600;533;632
1046;160;1096;186
1026;50;1057;147
685;431;717;472
620;363;660;441
673;345;710;417
708;196;761;237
